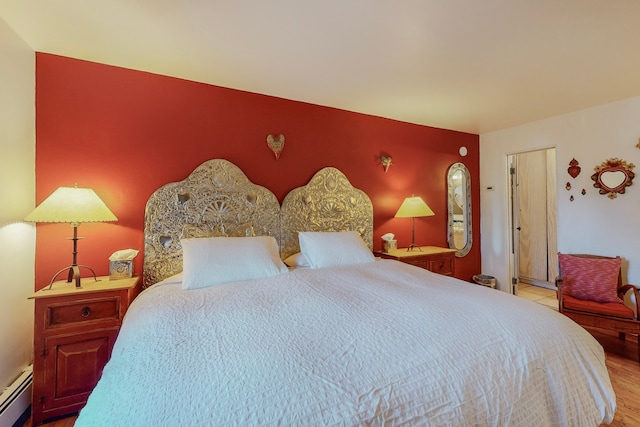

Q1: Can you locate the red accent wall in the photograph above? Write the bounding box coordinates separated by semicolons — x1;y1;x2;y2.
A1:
35;53;480;290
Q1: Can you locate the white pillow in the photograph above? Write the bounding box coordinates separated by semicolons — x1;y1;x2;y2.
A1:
181;236;288;290
298;231;375;268
283;252;310;268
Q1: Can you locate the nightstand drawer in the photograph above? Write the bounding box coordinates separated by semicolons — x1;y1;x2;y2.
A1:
427;258;454;276
405;259;428;269
46;297;121;329
375;246;456;277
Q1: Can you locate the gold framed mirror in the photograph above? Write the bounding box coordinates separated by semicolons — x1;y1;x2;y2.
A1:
591;158;635;199
447;162;472;257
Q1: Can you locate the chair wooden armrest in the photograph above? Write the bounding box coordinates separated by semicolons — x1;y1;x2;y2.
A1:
555;276;564;309
620;284;640;320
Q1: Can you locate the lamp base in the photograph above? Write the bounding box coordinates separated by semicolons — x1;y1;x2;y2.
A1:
46;264;99;290
405;217;423;252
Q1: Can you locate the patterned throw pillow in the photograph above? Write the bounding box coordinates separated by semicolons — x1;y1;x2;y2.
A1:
558;253;622;303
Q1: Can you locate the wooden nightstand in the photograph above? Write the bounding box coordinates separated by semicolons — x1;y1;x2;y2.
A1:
29;276;141;426
376;246;457;276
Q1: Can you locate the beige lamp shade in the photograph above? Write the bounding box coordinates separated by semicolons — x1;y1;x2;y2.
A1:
394;196;435;218
24;186;118;224
394;195;434;251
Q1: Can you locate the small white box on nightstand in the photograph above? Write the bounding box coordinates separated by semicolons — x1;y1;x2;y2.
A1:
109;249;139;280
110;260;134;280
382;239;397;253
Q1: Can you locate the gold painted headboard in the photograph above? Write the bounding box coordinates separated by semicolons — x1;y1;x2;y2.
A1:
143;159;280;287
143;161;374;287
280;167;373;259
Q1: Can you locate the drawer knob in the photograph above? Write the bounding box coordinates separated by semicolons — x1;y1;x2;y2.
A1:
81;306;91;317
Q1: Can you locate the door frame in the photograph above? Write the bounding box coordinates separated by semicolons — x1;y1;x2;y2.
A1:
507;147;558;295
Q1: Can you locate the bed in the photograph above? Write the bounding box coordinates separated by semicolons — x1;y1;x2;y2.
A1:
76;159;616;426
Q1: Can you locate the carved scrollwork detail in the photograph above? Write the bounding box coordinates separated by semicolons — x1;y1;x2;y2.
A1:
280;168;373;259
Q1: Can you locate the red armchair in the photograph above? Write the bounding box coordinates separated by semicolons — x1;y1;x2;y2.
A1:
557;253;640;362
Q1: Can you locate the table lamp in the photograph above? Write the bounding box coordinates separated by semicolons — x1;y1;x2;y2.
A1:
394;195;434;251
24;185;118;289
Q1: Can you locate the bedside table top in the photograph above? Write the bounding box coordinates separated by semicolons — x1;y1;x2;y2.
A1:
30;276;140;299
376;246;457;259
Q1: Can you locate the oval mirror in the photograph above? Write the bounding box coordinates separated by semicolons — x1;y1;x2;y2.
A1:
447;162;472;257
591;158;635;199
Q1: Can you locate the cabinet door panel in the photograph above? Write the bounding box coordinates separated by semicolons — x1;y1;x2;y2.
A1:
41;328;119;411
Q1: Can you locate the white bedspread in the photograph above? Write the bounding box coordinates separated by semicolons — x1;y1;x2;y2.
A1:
76;260;615;426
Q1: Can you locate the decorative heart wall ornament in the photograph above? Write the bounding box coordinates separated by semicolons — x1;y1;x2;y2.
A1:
591;157;635;199
266;134;285;159
380;156;393;172
567;158;581;178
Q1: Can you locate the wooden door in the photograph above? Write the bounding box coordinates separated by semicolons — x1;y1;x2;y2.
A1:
516;149;557;286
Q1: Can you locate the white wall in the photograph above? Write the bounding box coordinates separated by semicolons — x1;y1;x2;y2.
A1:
0;18;35;389
480;97;640;292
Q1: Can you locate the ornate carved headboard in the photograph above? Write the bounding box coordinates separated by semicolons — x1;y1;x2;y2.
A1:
143;159;280;287
280;167;373;259
143;160;373;287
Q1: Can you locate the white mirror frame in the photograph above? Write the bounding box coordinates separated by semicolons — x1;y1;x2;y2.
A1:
447;162;472;257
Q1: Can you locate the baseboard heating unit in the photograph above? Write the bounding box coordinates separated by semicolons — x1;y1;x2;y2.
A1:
0;365;33;427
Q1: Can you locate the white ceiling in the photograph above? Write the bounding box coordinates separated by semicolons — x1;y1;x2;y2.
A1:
2;0;640;134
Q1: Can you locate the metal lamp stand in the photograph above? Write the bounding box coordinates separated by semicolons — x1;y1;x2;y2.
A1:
46;223;99;289
406;217;423;251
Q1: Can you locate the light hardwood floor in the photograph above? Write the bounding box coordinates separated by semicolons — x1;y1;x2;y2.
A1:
24;284;639;427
